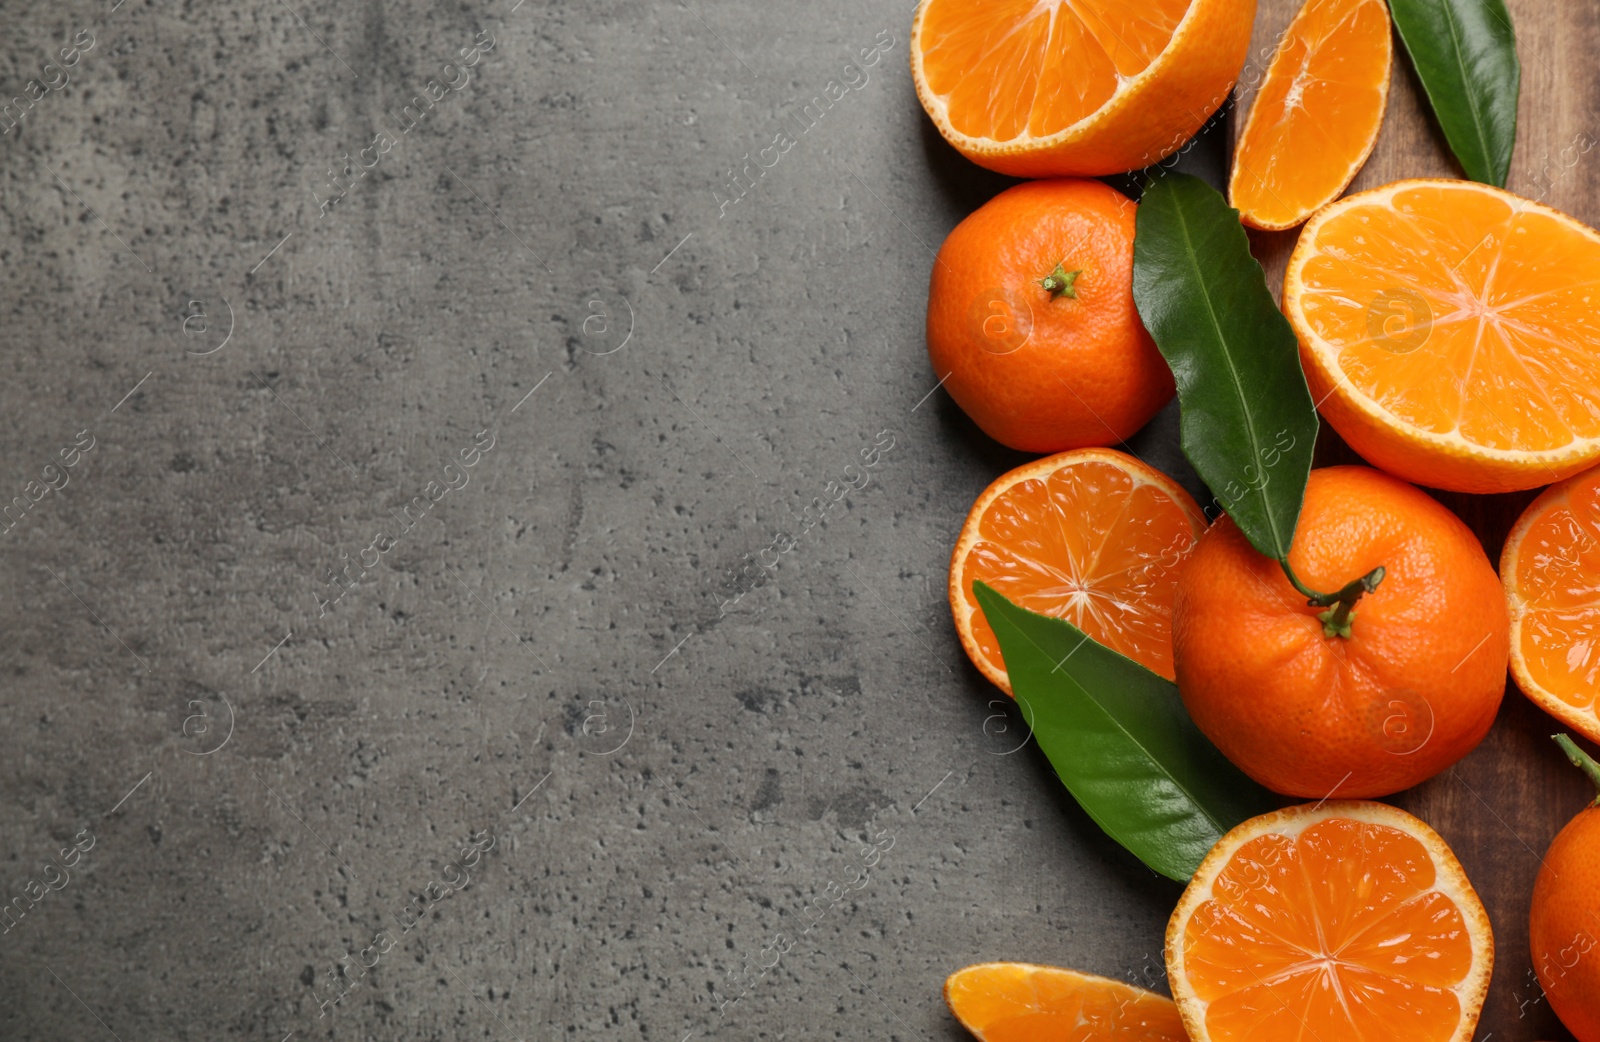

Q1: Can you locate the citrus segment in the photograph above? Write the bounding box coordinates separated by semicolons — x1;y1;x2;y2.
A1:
1168;802;1494;1042
1502;463;1600;744
945;962;1185;1042
911;0;1257;177
950;449;1205;695
1229;0;1391;230
1285;179;1600;493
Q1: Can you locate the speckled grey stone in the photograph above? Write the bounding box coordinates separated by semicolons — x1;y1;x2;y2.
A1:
0;1;1226;1037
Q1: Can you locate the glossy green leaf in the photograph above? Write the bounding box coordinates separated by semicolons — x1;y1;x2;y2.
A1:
1132;172;1318;563
1389;0;1519;187
976;582;1277;882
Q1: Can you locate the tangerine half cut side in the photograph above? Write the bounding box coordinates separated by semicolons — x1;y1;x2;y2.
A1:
949;448;1205;695
1167;801;1494;1042
1502;461;1600;745
1285;179;1600;493
911;0;1257;177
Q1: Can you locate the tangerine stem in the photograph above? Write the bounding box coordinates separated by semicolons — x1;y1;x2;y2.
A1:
1279;558;1386;640
1038;262;1081;300
1554;733;1600;806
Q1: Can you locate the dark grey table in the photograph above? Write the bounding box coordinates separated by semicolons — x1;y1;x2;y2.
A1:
0;2;1223;1037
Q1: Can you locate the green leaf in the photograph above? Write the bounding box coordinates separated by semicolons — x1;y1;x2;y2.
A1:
1132;172;1318;563
1389;0;1520;187
976;582;1277;882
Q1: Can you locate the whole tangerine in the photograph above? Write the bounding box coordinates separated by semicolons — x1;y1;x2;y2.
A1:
926;178;1174;453
1530;734;1600;1042
1172;466;1509;798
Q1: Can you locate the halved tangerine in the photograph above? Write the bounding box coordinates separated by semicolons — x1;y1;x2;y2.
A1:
949;448;1205;694
1167;801;1494;1042
1285;179;1600;493
910;0;1258;177
1502;462;1600;745
1229;0;1392;230
945;962;1186;1042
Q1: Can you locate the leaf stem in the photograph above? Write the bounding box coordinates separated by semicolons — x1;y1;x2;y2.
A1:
1279;559;1386;640
1554;733;1600;806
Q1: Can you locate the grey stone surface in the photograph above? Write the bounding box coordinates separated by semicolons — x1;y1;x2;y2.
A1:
0;1;1220;1038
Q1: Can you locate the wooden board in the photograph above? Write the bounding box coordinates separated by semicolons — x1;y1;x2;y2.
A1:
1231;3;1600;1038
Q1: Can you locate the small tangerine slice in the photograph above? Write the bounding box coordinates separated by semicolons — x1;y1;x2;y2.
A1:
949;448;1205;695
945;962;1185;1042
1167;801;1494;1042
1229;0;1392;230
1502;462;1600;744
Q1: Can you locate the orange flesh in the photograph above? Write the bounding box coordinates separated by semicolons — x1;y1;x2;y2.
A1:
1296;183;1600;454
962;458;1200;680
1511;471;1600;713
946;964;1185;1042
1182;819;1475;1040
918;0;1194;140
1230;0;1389;228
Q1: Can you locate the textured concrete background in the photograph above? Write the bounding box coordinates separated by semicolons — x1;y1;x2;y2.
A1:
0;1;1220;1038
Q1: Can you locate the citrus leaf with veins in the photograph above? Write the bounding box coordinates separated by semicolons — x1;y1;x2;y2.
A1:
977;582;1277;882
1131;172;1318;563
